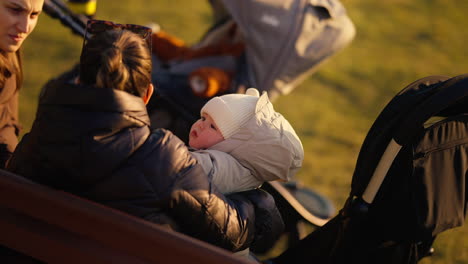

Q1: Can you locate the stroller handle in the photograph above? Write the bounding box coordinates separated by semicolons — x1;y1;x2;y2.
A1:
362;74;468;204
43;0;89;38
362;139;402;203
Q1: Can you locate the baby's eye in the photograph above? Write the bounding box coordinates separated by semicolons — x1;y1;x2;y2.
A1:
200;116;206;121
210;124;217;130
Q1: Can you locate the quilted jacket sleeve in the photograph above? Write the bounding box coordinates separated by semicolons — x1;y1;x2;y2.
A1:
149;129;283;251
169;177;255;251
168;178;284;252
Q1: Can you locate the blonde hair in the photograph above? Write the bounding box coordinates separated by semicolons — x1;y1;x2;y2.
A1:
79;30;152;97
0;51;22;90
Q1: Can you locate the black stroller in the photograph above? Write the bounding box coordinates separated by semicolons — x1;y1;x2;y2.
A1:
269;74;468;263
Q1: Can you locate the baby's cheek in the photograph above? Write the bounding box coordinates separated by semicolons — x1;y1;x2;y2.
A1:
189;124;197;133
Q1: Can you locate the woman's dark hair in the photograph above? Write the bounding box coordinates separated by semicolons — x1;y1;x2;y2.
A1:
79;29;152;97
0;51;22;91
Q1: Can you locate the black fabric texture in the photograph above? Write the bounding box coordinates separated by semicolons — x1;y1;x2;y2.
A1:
270;74;468;264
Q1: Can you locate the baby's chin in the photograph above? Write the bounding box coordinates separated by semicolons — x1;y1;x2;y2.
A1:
188;140;207;150
187;137;197;149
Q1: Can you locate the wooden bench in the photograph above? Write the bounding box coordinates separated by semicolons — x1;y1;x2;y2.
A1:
0;169;251;264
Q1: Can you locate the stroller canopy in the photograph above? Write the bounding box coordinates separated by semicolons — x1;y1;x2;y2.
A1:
219;0;355;98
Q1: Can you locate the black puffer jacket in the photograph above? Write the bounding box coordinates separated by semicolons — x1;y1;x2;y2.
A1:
7;75;284;251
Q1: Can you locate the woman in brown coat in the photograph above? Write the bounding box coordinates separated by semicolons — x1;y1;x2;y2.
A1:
0;0;44;168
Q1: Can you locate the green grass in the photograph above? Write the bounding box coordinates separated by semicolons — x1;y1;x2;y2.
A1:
20;0;468;262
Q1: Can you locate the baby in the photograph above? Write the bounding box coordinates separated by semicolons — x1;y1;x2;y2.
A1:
189;88;304;195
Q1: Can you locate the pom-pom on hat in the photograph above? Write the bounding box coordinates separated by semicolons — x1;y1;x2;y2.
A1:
201;88;260;139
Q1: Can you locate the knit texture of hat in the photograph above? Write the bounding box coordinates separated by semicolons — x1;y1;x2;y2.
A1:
201;88;260;139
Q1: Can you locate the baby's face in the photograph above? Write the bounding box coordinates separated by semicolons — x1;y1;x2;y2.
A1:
189;113;224;149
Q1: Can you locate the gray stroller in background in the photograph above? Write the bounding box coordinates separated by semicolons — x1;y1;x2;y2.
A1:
148;0;356;142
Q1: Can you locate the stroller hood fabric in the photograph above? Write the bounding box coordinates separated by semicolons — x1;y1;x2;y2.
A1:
220;0;355;97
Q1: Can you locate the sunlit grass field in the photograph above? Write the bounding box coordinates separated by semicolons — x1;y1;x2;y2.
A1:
21;0;468;262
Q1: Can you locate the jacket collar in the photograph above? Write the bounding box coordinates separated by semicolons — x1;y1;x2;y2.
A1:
40;79;151;126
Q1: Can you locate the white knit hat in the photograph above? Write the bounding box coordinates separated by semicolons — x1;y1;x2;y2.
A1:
201;88;260;139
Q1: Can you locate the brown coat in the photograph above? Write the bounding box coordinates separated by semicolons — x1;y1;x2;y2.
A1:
0;75;20;168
